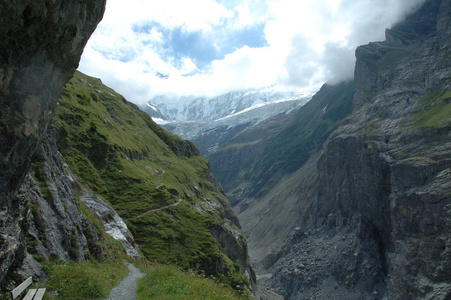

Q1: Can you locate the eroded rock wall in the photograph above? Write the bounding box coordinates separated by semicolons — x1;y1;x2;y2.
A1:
0;0;105;285
12;128;109;282
266;0;451;298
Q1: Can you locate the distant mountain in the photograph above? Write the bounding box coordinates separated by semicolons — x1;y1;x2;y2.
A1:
141;88;313;155
208;81;353;205
143;87;312;122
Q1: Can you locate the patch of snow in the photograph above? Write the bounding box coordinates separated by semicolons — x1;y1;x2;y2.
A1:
146;103;158;111
152;118;169;125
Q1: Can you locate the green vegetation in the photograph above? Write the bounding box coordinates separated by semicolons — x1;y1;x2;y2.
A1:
411;90;451;128
221;140;262;151
54;71;248;288
136;263;248;300
42;259;128;299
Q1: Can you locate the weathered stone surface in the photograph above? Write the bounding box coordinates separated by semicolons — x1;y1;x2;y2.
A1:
8;128;112;284
0;0;105;285
81;193;140;258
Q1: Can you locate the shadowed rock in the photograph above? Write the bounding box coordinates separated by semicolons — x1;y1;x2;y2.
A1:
0;0;105;285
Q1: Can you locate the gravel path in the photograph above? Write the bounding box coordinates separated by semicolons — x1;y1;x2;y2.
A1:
136;198;182;218
106;262;145;300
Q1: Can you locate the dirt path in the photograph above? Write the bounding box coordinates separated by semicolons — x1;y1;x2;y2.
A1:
106;262;145;300
136;198;183;218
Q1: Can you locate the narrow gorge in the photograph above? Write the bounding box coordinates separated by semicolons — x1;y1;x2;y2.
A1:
209;0;451;298
0;0;450;299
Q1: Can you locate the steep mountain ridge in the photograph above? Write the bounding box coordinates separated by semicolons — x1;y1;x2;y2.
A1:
52;71;254;288
262;0;451;298
1;70;255;295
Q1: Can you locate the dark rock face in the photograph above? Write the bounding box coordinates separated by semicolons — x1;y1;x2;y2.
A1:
264;0;451;299
0;0;105;285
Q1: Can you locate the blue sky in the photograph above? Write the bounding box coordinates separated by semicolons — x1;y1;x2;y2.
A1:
79;0;426;104
129;21;268;73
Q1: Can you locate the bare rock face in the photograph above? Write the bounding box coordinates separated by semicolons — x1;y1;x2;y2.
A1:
10;127;139;285
14;129;108;280
0;0;105;285
81;193;140;258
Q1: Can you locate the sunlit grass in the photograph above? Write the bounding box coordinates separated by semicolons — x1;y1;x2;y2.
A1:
41;259;128;300
136;263;249;300
53;71;248;289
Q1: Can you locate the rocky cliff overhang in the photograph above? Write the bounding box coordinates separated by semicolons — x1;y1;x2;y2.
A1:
0;0;105;284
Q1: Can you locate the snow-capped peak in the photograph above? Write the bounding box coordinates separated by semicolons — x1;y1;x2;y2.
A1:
143;86;315;123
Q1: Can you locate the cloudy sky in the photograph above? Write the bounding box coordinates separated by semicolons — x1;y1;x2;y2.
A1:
78;0;426;104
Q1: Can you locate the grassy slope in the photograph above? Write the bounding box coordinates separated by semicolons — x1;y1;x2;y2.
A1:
411;90;451;129
54;71;248;288
209;81;354;200
136;262;248;300
42;259;129;300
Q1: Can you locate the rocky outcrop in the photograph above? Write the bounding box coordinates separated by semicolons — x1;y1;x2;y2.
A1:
6;127;131;286
265;0;451;298
0;0;105;285
81;194;140;258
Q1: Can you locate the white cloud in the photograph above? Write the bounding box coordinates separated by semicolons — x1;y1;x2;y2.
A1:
102;0;233;32
267;0;427;87
78;0;427;104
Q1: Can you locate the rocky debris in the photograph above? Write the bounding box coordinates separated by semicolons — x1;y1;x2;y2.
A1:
252;285;284;300
0;0;105;285
265;220;385;299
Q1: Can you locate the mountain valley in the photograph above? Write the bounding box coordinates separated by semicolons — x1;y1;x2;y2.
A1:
0;0;450;299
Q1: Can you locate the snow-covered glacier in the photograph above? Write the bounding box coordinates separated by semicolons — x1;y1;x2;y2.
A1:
140;86;315;155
